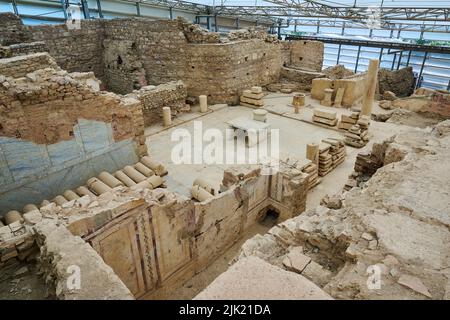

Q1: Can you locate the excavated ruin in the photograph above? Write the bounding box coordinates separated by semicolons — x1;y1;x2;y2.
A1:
1;12;449;300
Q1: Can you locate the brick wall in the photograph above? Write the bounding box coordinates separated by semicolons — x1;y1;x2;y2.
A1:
29;20;106;82
103;18;188;90
289;40;324;72
126;81;188;126
186;40;287;104
1;14;324;114
0;13;32;46
0;52;60;78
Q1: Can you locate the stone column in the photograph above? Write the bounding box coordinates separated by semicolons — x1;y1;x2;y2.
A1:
162;107;172;127
321;89;333;107
361;59;379;117
199;95;208;113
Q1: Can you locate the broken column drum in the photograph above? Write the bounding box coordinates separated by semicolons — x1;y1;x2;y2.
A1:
134;162;155;177
4;210;22;225
199;95;208;113
193;177;216;195
114;170;137;187
76;186;96;197
87;178;112;195
63;190;80;201
162;107;172;127
123;166;147;183
141;156;167;176
98;172;124;188
53;195;68;206
253;109;268;123
23;204;38;213
40;200;51;208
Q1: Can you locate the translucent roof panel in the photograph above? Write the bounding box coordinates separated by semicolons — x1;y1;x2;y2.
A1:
187;0;450;8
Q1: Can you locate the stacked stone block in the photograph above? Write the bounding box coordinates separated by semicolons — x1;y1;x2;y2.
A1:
344;115;370;148
338;111;360;131
323;138;346;169
313;108;338;127
240;86;265;107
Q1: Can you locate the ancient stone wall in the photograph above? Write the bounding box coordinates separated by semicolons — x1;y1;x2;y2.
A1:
29;20;106;82
289;40;324;71
102;17;290;103
103;18;188;91
280;66;325;91
126;81;188;126
0;13;32;46
378;67;416;97
0;53;146;214
19;163;306;299
311;73;366;108
0;215;133;300
1;14;319;106
102;38;147;94
0;52;59;77
186;40;287;104
0;42;48;59
35;221;134;300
